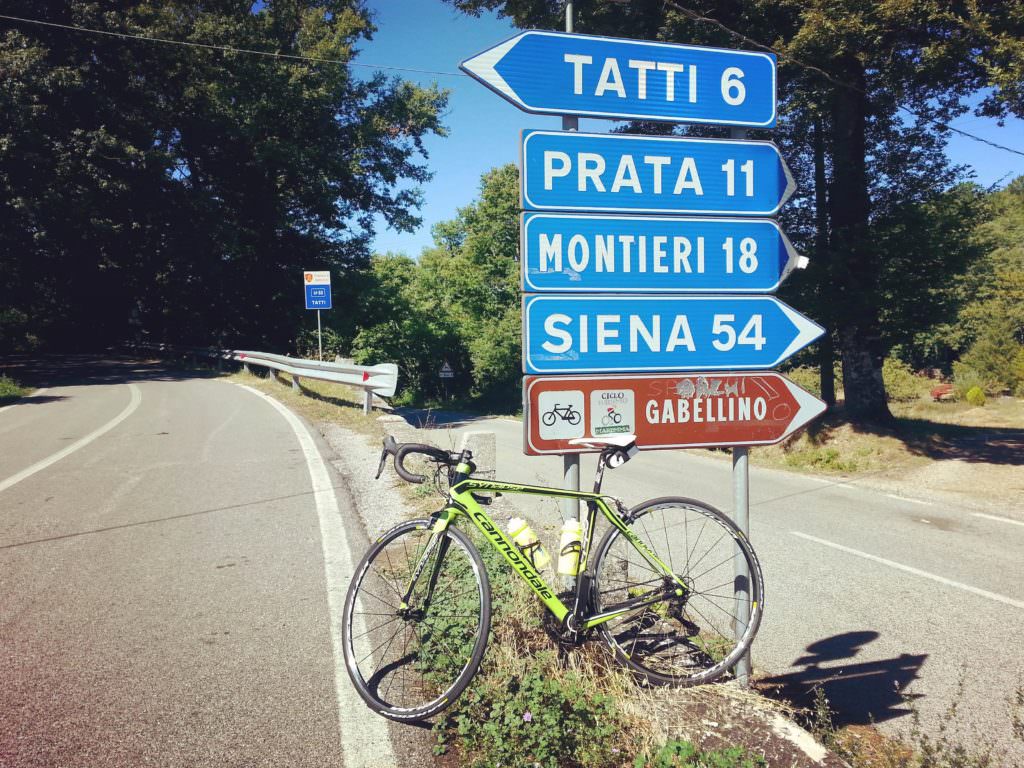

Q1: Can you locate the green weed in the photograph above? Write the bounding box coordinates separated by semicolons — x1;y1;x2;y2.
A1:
0;374;29;404
636;739;766;768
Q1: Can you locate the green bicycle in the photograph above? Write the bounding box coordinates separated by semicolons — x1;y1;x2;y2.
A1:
342;434;764;722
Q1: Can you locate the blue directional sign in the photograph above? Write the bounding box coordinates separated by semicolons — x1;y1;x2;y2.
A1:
522;295;823;374
461;31;776;128
521;131;795;216
521;214;806;294
304;270;332;310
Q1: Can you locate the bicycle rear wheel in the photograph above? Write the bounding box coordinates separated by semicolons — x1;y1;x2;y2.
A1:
342;519;491;721
592;497;763;686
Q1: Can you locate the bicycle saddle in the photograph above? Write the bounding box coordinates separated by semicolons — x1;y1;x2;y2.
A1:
567;434;636;449
568;434;639;468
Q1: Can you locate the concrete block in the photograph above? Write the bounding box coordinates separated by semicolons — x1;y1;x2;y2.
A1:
460;431;496;478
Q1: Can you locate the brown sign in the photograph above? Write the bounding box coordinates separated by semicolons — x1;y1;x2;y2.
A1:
523;372;826;455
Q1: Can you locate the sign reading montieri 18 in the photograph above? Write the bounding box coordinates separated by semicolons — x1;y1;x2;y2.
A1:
460;30;826;455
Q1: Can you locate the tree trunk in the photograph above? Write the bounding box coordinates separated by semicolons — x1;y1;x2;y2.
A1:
813;116;836;406
827;59;892;421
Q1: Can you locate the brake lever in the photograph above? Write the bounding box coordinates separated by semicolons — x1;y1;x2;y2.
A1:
375;435;399;480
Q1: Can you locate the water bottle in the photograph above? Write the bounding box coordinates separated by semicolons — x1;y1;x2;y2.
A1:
558;519;583;576
507;517;550;570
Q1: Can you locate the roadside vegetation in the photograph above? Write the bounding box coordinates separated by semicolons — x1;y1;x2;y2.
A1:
0;374;30;405
222;367;1024;767
804;684;1024;768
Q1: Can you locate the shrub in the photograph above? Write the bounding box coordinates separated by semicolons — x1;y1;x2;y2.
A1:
966;386;986;406
433;532;634;768
955;317;1023;394
952;362;986;399
0;375;28;404
882;358;927;402
782;366;823;398
296;326;348;361
636;740;766;768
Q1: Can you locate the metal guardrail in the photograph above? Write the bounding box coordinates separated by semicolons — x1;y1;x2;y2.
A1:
126;342;398;414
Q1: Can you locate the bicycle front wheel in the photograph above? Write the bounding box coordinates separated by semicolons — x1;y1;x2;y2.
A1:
592;497;763;686
342;519;491;721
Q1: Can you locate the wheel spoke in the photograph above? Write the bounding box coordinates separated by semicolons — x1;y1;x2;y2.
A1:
594;500;761;685
344;522;488;717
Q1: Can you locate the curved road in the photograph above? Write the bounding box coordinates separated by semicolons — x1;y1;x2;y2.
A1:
0;358;412;768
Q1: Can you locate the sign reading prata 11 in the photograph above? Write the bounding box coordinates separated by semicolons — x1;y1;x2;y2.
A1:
520;131;795;216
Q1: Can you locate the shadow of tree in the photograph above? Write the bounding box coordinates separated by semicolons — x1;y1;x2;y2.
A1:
760;631;927;726
783;406;1024;466
854;417;1024;466
0;394;68;407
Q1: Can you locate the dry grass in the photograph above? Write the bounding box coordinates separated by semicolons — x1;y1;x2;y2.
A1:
740;395;1024;478
225;368;384;436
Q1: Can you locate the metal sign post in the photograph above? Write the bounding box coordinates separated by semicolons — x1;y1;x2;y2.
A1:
730;126;752;686
560;1;581;592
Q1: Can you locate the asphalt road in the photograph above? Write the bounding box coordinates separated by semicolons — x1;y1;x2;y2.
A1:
3;357;1020;763
402;411;1024;758
0;358;417;768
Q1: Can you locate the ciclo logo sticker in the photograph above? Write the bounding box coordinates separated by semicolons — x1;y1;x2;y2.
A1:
590;389;634;435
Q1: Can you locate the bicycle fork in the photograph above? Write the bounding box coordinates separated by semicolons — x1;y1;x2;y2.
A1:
398;527;451;615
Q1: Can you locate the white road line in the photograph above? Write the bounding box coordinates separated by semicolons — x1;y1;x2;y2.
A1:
884;493;934;506
232;383;396;768
0;385;140;495
0;387;49;416
791;531;1024;610
973;512;1024;528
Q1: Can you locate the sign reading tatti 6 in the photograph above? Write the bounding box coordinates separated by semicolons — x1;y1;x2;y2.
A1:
460;31;776;128
523;372;826;455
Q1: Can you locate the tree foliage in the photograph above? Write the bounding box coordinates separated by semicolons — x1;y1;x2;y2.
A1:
351;165;522;406
0;1;447;352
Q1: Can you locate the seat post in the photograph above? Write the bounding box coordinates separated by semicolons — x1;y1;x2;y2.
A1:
592;453;608;494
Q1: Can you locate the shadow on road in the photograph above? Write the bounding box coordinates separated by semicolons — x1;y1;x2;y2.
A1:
0;353;222;389
801;410;1024;466
392;406;506;430
760;631;927;726
0;394;67;407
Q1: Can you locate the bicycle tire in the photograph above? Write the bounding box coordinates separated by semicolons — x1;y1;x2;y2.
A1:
541;411;556;427
591;496;763;686
567;409;581;425
342;518;491;721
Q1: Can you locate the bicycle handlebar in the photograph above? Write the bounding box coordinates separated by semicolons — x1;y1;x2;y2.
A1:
376;435;458;485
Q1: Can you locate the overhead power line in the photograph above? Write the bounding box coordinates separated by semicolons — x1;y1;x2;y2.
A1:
2;9;1022;158
660;0;1024;159
0;13;464;77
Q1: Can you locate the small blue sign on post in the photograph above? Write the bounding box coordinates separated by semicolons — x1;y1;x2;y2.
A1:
304;270;332;310
522;294;823;374
521;213;806;294
460;31;776;128
521;130;795;216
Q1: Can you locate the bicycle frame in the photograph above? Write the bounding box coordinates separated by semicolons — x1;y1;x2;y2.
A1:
414;462;687;632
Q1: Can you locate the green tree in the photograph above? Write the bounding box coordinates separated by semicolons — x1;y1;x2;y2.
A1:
349;254;469;403
0;1;447;352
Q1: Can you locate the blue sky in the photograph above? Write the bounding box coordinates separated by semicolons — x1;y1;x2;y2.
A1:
356;0;1024;258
